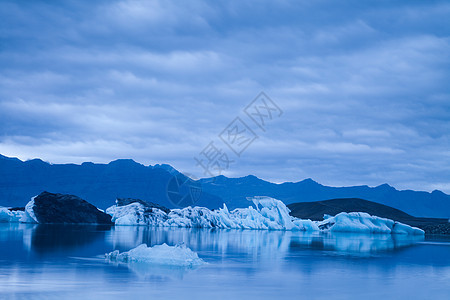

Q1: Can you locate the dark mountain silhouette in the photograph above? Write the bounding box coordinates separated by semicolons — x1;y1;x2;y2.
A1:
0;154;222;209
288;198;414;221
0;154;449;218
199;176;450;218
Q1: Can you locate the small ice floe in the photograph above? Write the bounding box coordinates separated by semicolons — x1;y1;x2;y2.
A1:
105;243;206;267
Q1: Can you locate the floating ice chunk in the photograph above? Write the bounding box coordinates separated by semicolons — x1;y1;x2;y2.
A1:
19;197;39;223
0;207;11;222
11;210;24;222
249;196;294;230
0;207;24;222
292;219;320;231
107;202;146;226
105;243;206;267
167;206;218;228
392;222;425;235
317;212;424;235
107;202;168;226
106;196;309;230
0;207;13;222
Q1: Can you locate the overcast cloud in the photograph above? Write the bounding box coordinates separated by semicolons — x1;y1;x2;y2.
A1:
0;0;449;192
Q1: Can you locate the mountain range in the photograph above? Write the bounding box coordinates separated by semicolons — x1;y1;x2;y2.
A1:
0;154;222;210
0;154;449;218
200;175;450;217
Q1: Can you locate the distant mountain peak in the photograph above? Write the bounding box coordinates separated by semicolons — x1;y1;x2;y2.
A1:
0;154;22;162
298;178;320;185
24;158;49;165
241;174;261;181
108;159;141;166
153;163;179;175
376;183;396;190
432;190;447;196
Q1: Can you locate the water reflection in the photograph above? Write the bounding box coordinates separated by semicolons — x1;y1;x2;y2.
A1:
30;224;112;254
105;259;197;280
289;232;424;256
1;224;425;261
106;227;425;259
108;226;294;258
0;224;448;300
0;223;113;259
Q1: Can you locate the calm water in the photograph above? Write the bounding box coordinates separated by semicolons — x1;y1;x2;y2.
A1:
0;223;449;299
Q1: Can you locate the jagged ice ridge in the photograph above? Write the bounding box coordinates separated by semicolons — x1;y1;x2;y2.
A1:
106;196;424;235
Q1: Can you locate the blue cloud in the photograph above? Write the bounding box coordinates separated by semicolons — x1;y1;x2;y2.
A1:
0;0;449;193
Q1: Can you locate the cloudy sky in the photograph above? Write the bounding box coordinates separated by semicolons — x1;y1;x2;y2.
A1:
0;0;449;192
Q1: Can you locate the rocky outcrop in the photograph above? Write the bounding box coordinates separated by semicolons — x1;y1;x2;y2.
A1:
421;223;450;235
8;207;25;211
116;198;170;214
26;191;113;224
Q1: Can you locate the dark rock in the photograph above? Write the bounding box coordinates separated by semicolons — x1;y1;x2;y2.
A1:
288;198;414;221
116;198;170;214
8;207;25;211
422;223;450;235
32;191;113;224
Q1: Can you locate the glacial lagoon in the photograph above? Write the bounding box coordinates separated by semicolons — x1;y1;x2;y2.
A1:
1;223;449;299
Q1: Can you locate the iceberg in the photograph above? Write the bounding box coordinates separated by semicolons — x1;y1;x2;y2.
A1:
107;196;317;230
317;212;424;235
106;202;168;226
19;197;39;223
0;207;24;222
105;243;206;267
0;207;13;222
106;196;424;235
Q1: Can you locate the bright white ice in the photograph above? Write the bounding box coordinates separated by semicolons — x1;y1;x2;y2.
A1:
0;207;23;222
19;197;38;223
107;196;318;230
317;212;425;235
106;196;424;235
105;243;206;267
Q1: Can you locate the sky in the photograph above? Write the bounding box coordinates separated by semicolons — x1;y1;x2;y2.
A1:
0;0;449;192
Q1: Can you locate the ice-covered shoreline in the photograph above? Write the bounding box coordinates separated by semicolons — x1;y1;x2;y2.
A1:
106;196;425;235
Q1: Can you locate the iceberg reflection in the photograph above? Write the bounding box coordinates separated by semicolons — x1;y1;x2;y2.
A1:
289;232;424;256
1;224;425;263
107;227;424;259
